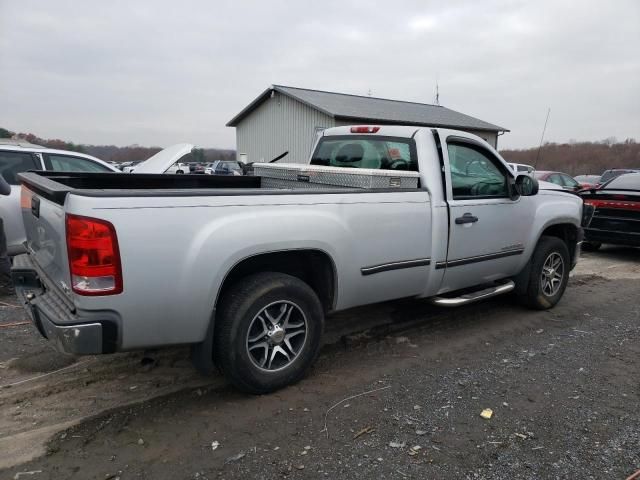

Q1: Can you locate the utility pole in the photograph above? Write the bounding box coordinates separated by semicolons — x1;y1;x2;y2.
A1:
534;108;551;167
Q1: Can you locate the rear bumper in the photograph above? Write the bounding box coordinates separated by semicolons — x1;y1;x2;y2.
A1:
11;253;120;355
31;305;103;355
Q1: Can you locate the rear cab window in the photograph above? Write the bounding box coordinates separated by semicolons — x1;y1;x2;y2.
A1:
310;136;418;172
0;150;41;185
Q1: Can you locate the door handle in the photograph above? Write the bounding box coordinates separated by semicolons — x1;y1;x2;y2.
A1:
455;213;478;225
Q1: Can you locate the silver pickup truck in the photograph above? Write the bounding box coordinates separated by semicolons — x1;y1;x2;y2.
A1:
12;126;590;393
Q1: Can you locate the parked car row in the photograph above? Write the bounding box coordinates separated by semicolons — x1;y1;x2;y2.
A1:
506;162;640;193
114;159;246;176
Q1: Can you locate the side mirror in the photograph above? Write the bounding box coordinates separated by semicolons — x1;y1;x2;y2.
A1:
515;174;539;197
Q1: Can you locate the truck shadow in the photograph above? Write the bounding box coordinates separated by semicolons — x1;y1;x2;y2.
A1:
589;244;639;261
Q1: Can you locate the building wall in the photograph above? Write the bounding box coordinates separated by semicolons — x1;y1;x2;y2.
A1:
235;92;335;164
465;130;498;149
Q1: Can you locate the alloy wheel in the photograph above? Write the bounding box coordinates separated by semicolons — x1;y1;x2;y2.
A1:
540;252;564;296
246;301;308;371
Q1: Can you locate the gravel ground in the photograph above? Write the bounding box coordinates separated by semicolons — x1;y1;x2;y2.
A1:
1;247;639;479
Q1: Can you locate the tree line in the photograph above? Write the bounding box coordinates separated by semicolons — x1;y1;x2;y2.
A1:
500;138;639;175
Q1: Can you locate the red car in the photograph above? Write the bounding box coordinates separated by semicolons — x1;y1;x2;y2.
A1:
580;173;640;250
534;171;584;191
574;174;601;190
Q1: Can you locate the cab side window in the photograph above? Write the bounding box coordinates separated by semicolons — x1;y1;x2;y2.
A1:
447;143;509;199
45;154;112;173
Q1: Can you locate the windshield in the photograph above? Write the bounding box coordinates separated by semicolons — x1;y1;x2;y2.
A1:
311;136;417;171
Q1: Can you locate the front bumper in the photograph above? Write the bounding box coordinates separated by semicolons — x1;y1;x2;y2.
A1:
11;253;118;355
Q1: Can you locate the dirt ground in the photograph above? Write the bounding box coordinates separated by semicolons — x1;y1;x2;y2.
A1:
1;246;639;479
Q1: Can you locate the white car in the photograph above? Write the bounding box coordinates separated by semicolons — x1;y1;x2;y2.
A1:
165;162;191;174
122;161;143;173
508;163;535;174
0;140;119;255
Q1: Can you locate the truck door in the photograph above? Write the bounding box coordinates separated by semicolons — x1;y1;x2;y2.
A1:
439;137;534;292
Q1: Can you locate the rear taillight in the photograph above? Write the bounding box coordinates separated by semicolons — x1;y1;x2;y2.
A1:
66;214;123;295
350;126;380;133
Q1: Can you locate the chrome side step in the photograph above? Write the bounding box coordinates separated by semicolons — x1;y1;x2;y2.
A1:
430;280;515;307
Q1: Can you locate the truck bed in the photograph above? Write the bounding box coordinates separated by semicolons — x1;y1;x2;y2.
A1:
19;166;420;204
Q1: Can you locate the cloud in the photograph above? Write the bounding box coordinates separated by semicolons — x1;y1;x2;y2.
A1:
0;0;638;149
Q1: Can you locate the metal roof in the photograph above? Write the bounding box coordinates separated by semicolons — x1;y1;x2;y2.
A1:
227;85;509;132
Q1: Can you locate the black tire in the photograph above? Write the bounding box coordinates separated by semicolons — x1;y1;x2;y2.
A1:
516;236;570;310
582;241;602;251
214;272;324;394
176;170;184;174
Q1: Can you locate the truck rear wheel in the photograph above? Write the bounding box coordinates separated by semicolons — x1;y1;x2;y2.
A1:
214;272;324;394
516;236;570;310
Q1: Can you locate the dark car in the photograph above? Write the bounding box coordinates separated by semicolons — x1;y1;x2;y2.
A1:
580;173;640;250
190;163;206;174
204;160;243;176
534;171;583;191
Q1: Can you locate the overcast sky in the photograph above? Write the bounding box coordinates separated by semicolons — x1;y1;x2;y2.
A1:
1;0;638;150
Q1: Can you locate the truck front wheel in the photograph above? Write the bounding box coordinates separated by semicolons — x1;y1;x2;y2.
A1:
214;272;324;394
516;236;570;310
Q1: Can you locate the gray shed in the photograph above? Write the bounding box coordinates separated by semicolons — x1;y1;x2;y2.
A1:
227;85;508;164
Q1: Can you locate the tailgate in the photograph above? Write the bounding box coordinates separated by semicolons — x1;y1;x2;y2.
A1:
20;185;72;297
